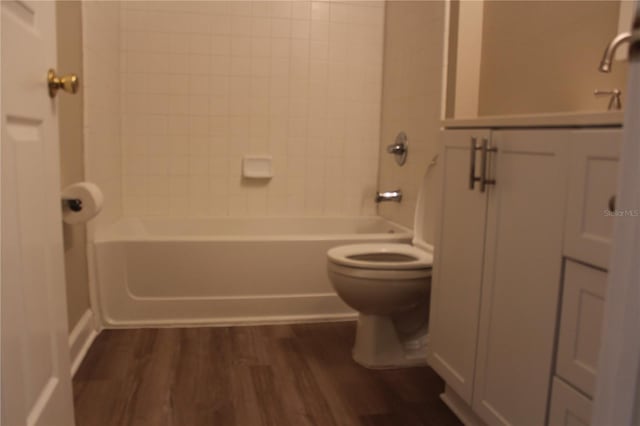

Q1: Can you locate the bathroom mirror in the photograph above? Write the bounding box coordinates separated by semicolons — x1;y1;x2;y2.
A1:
443;0;632;118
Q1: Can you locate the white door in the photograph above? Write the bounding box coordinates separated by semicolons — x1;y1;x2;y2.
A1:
428;129;490;403
472;130;569;426
592;5;640;424
1;1;76;425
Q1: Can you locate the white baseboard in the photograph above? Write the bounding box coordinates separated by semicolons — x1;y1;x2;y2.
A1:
440;385;486;426
68;309;99;377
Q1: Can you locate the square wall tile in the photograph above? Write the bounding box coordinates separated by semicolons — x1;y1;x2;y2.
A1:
118;0;385;218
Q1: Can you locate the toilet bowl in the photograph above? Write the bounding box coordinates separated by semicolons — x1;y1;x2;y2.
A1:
326;163;436;368
327;244;433;368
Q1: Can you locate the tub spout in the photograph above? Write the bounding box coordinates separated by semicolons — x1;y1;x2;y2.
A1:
375;190;402;203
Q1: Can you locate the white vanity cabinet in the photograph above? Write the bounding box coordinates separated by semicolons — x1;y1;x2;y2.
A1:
547;129;621;426
555;260;607;398
429;126;622;426
429;129;570;425
548;378;592;426
472;130;569;426
547;260;608;426
428;129;491;403
564;130;622;270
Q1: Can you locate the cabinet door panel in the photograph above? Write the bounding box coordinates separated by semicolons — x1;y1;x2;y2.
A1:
564;130;621;269
556;260;606;398
429;130;490;403
548;378;592;426
473;130;569;426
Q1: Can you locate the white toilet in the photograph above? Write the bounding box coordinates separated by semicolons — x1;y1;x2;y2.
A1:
327;168;435;369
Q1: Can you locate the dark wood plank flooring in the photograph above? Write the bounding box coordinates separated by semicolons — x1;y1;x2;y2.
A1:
73;321;461;426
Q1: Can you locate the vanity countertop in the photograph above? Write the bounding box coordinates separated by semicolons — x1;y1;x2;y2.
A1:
442;110;624;129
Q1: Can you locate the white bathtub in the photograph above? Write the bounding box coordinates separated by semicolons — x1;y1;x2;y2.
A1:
94;217;411;327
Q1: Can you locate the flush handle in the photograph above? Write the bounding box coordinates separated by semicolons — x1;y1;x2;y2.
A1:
48;69;79;98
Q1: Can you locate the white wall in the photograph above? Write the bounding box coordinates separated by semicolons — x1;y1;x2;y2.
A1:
119;1;385;217
377;0;445;244
477;0;627;116
57;1;91;331
82;1;122;233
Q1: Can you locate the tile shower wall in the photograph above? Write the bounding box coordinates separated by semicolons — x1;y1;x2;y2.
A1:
120;1;385;217
82;1;122;231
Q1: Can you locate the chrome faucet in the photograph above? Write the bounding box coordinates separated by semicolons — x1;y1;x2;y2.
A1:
375;190;402;203
598;32;632;72
386;132;408;166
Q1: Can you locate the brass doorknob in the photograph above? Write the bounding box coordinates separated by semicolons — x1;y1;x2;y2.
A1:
47;69;79;98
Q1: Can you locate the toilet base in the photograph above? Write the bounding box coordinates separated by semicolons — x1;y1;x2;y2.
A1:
352;313;428;369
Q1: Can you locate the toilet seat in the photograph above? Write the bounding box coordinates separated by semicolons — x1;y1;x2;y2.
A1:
328;261;431;281
327;243;433;270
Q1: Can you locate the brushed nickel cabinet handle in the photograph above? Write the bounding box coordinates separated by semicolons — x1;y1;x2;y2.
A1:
469;137;481;190
479;138;497;193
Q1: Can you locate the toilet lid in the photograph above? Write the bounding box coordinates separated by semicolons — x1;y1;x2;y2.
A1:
327;243;433;270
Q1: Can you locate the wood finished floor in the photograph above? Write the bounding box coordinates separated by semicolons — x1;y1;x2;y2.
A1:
73;321;461;426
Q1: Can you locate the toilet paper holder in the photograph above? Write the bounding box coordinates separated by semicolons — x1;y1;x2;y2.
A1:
62;198;83;212
60;182;104;224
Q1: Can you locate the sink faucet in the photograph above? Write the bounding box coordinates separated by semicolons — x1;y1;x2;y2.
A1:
598;32;632;72
594;89;622;110
375;190;402;203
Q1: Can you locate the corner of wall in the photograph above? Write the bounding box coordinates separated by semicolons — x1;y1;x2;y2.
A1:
80;1;123;331
68;308;99;377
81;0;122;235
376;1;446;237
